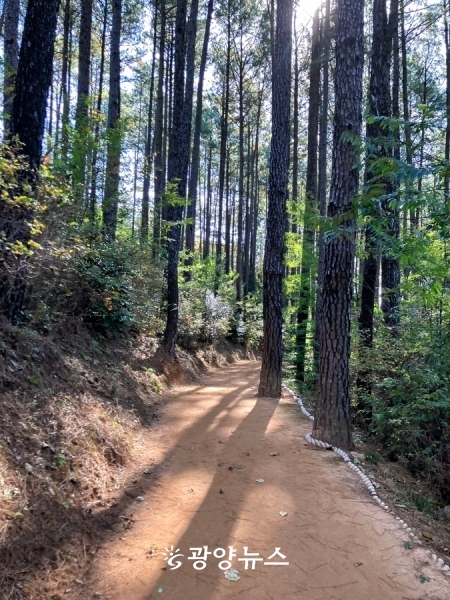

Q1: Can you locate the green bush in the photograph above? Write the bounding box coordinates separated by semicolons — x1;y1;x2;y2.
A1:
354;318;450;502
73;242;136;331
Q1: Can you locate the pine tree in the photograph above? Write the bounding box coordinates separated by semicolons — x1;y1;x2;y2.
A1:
313;0;365;447
258;0;293;398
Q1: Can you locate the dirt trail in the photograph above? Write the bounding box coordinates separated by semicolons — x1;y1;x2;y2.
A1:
86;360;450;600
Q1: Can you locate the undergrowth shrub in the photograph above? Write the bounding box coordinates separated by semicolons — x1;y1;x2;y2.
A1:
178;255;235;347
72;242;136;331
353;316;450;502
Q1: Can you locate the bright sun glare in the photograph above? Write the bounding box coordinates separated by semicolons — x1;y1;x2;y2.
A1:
294;1;323;27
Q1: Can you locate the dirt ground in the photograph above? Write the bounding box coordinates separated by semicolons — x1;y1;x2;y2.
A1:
83;360;450;600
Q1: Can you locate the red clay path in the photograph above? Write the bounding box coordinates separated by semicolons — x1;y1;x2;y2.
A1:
85;360;450;600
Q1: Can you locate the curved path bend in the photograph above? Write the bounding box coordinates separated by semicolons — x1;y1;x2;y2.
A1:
87;360;450;600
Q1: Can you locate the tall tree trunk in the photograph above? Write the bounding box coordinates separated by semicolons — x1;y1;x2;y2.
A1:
186;0;214;267
248;89;262;295
295;8;320;382
132;80;144;236
152;0;166;258
358;0;392;396
60;0;72;162
203;145;212;259
236;28;245;307
314;0;331;373
313;0;364;448
163;0;191;355
225;148;231;273
89;0;108;222
3;0;20;137
400;0;413;233
258;0;293;398
381;0;400;331
141;2;158;243
0;0;61;324
243;123;252;296
74;0;94;204
75;0;93;127
102;0;122;241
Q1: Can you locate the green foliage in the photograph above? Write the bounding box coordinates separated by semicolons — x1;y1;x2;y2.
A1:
239;294;264;349
72;242;136;331
354;313;450;502
178;253;236;347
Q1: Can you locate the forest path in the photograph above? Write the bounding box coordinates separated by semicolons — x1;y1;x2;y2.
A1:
87;359;450;600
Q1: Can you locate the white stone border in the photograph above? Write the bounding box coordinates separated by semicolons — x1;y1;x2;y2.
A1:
282;383;450;575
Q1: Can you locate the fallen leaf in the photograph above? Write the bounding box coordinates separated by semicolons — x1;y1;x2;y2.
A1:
422;531;433;541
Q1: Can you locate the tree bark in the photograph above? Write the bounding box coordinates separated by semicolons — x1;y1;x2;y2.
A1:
60;0;72;162
3;0;20;137
163;0;190;355
0;0;61;324
313;0;364;448
141;1;158;243
152;0;166;258
74;0;94;204
296;8;320;382
102;0;122;241
75;0;93;128
381;0;400;331
358;0;392;393
258;0;293;398
89;0;108;222
314;0;331;373
186;0;214;265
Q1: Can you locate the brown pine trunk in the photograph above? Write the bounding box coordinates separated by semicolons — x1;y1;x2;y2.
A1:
60;0;72;162
295;8;320;382
74;0;93;205
89;0;108;222
185;0;214;267
400;0;413;234
314;0;331;373
313;0;364;448
102;0;122;241
3;0;20;136
75;0;93;127
152;0;166;258
140;2;158;243
258;0;293;398
381;0;400;331
163;0;193;355
358;0;393;396
236;28;245;306
0;0;61;324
